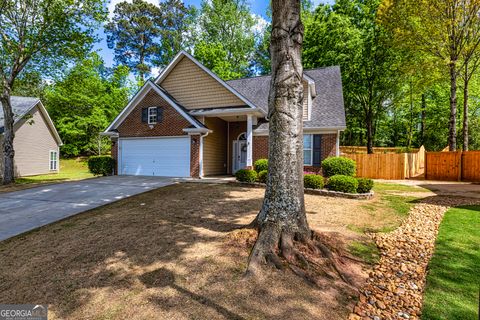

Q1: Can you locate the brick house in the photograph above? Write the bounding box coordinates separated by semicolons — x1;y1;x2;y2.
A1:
103;51;346;178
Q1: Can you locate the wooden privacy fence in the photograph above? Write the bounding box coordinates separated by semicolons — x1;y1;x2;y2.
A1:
425;151;480;181
343;146;425;180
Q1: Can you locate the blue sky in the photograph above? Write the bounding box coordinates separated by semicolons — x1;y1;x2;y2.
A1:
95;0;332;69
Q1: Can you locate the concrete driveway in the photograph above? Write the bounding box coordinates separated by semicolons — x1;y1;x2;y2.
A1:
0;176;176;241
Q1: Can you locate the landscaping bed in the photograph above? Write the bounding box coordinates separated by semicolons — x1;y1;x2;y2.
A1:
0;183;421;320
349;197;480;320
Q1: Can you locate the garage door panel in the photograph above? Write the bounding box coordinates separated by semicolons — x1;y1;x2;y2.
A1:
120;137;190;177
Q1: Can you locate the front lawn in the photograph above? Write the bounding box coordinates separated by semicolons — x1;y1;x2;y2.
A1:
0;158;94;193
422;205;480;320
0;183;429;320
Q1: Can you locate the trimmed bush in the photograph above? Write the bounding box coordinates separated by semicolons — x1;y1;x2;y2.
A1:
304;174;324;189
257;170;268;183
326;175;358;193
235;169;258;183
357;178;374;193
88;156;115;176
321;157;356;177
254;158;268;172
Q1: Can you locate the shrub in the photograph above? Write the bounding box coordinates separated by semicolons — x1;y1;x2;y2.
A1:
304;174;324;189
326;175;358;193
235;169;258;183
357;178;374;193
254;158;268;172
257;170;268;183
321;157;356;177
88;156;115;176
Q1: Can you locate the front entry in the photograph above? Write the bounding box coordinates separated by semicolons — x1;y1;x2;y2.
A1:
233;134;247;173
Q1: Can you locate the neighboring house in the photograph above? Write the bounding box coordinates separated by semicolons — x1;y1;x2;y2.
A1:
0;97;62;178
103;51;346;178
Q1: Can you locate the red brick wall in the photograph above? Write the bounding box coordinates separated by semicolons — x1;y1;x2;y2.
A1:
111;139;118;175
253;136;268;161
190;135;200;178
252;133;338;171
117;89;191;137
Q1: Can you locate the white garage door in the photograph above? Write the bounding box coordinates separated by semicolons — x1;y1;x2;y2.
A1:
119;137;190;177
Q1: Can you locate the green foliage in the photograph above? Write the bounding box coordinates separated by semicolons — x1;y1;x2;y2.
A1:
326;175;358;193
254;159;268;172
321;157;356;177
88;156;115;176
193;0;262;79
304;174;324;189
257;170;268;183
356;178;374;193
348;240;379;265
45;53;131;157
235;169;258;183
422;206;480;319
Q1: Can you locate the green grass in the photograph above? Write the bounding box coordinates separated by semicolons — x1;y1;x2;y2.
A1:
373;183;428;193
422;206;480;320
348;240;380;264
15;158;94;184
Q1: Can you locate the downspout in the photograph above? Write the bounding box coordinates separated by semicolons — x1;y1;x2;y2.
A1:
199;131;209;178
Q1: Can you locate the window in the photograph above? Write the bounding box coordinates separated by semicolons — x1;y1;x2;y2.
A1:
148;107;157;124
50;150;58;171
303;134;313;165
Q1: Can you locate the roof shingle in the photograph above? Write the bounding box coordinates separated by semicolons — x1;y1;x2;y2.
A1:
0;96;40;133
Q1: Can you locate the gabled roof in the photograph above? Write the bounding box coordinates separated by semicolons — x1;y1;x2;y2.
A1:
104;80;206;132
154;50;262;112
0;96;63;145
227;66;346;130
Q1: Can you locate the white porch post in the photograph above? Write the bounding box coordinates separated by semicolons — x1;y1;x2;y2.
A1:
336;130;341;157
246;114;253;167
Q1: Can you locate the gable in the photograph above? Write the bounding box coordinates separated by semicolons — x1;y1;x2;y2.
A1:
159;56;246;109
116;89;194;137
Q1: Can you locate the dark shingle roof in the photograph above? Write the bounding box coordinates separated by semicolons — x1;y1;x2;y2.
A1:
226;66;346;129
0;96;40;133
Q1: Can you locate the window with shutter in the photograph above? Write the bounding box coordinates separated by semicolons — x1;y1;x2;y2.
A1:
148;107;157;124
312;135;322;166
141;108;148;123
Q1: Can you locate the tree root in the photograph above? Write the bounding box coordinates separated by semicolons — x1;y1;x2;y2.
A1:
245;226;356;288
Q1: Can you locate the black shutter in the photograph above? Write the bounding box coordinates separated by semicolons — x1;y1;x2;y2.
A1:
313;134;322;166
141;108;148;123
157;107;163;123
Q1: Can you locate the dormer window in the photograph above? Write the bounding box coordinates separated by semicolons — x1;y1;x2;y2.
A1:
303;83;312;121
148;107;157;124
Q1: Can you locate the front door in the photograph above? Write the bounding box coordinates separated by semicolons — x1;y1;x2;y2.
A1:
233;140;247;173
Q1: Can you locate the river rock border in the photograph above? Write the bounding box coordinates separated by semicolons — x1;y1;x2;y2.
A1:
349;197;480;320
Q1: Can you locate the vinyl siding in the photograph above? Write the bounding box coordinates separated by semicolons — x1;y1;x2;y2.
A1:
160;56;246;109
203;117;227;176
0;105;60;177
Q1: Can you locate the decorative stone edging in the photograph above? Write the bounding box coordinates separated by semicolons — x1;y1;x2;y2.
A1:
230;181;374;200
349;197;480;320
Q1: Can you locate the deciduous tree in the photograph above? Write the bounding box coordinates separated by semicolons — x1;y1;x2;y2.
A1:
0;0;105;184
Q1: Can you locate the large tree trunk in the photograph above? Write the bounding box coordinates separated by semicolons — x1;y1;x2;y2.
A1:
462;64;469;151
448;61;457;151
247;0;309;275
0;85;15;185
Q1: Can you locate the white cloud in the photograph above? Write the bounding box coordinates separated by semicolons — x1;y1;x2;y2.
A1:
150;66;162;77
251;14;269;35
107;0;159;18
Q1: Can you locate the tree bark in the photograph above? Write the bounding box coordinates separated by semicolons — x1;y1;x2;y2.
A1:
448;61;457;151
247;0;309;275
0;85;15;185
421;94;426;146
366;109;374;154
462;64;469;151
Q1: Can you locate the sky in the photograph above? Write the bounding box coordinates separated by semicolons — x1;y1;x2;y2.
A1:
95;0;332;69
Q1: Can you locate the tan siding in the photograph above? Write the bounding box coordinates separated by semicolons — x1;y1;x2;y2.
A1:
160;57;246;109
203;117;227;176
302;82;309;120
4;106;60;177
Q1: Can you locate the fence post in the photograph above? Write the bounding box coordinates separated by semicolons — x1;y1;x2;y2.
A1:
425;152;428;180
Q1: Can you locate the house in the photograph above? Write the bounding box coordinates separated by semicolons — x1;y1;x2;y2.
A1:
103;51;346;178
0;97;62;177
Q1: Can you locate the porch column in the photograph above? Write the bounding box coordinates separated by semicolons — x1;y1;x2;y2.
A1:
246;114;253;167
